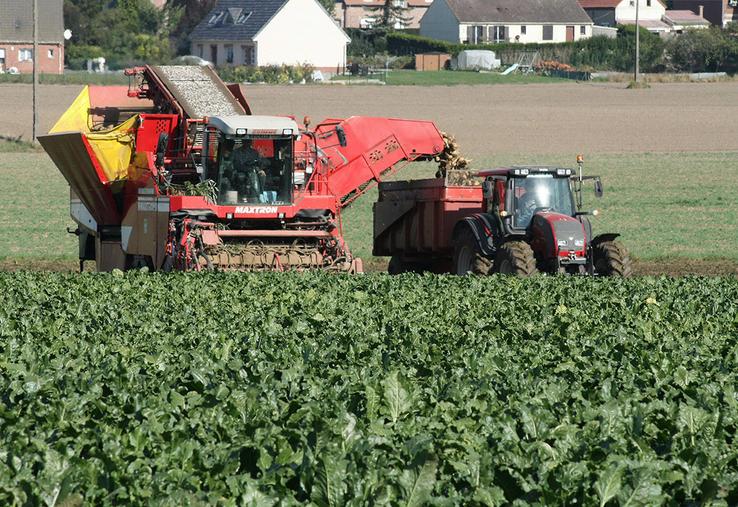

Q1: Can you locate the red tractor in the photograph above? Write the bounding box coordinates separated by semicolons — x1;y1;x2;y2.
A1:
373;158;632;276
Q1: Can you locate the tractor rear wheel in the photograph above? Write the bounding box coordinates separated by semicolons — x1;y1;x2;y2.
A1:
493;241;537;276
453;228;492;275
593;240;633;277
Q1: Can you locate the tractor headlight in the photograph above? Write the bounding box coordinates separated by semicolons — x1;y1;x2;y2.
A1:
574;239;585;247
236;128;247;135
558;239;568;247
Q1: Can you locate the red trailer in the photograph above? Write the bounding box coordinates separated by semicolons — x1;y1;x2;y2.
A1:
373;178;482;273
373;164;632;276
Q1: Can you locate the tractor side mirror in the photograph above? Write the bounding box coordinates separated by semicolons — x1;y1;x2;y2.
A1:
336;125;347;147
594;178;603;198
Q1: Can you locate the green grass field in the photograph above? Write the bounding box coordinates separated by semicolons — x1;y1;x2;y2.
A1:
1;151;737;270
333;70;566;86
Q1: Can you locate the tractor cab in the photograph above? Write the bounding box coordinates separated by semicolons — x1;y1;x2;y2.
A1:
481;167;578;230
203;116;300;206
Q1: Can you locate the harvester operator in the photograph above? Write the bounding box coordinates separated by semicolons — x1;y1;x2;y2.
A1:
232;139;267;202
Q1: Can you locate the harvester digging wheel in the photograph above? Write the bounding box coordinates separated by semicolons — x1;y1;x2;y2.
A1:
493;241;538;276
593;241;633;277
453;228;492;275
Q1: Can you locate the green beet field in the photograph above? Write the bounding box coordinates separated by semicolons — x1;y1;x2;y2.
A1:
1;272;737;505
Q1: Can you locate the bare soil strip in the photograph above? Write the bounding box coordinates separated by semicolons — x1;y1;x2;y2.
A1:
2;82;738;154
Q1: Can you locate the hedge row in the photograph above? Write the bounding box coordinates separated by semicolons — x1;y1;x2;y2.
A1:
385;28;666;72
346;26;738;73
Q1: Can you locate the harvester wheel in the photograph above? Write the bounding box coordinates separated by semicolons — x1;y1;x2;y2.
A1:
593;241;632;277
493;241;537;276
453;228;492;275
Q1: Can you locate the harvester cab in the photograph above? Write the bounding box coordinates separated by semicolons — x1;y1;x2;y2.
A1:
202;116;300;206
455;160;632;276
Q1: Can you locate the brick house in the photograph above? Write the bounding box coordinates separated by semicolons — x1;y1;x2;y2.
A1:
578;0;710;34
671;0;738;26
0;0;65;74
334;0;434;29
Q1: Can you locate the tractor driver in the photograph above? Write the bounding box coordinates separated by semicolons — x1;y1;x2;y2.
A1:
515;177;544;227
232;139;267;202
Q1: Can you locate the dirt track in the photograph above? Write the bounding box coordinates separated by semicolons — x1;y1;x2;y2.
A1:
3;81;738;156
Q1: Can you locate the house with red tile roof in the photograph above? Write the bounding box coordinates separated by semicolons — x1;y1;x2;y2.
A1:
578;0;709;34
334;0;434;29
671;0;738;27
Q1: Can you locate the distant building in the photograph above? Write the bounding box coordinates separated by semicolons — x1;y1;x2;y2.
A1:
190;0;350;71
420;0;594;44
0;0;64;74
150;0;167;8
334;0;434;29
671;0;738;27
578;0;710;34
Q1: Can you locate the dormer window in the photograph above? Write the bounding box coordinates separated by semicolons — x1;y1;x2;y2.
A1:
236;11;253;24
208;11;225;25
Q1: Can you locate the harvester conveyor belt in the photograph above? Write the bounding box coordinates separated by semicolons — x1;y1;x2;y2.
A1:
150;65;246;119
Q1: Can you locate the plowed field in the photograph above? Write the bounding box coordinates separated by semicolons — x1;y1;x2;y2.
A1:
2;81;738;155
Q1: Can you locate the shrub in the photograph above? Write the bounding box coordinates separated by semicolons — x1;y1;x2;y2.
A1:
217;64;316;84
665;27;738;72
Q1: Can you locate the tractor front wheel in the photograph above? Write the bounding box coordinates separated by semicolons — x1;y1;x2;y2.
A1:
493;241;537;276
593;241;633;277
453;228;492;275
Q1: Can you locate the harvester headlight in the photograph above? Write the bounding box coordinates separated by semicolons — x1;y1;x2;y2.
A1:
236;128;247;135
558;240;569;247
574;239;585;247
226;213;234;219
557;169;572;176
592;209;600;216
282;129;293;135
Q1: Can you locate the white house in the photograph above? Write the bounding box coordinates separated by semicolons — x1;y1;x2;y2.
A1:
419;0;594;44
189;0;350;72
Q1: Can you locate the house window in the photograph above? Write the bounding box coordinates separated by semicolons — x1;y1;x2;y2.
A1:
521;25;526;35
580;25;586;35
242;45;255;66
542;25;553;41
225;44;234;64
491;26;506;42
210;45;218;64
647;0;651;5
0;49;5;67
18;48;32;61
236;11;252;24
48;48;54;58
197;44;203;58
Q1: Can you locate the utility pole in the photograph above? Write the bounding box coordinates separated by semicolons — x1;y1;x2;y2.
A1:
634;0;640;83
32;0;39;144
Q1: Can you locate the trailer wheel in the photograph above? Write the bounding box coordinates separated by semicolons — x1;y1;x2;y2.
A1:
453;228;492;275
493;241;537;276
388;255;406;275
593;241;632;277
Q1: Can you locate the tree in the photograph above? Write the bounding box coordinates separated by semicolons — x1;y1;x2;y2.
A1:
316;0;337;15
63;0;179;68
370;0;411;29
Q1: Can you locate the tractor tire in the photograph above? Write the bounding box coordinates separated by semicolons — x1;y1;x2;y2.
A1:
593;240;633;277
453;228;492;275
493;241;538;276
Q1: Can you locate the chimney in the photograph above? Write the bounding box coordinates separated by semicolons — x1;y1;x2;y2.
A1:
698;5;704;18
